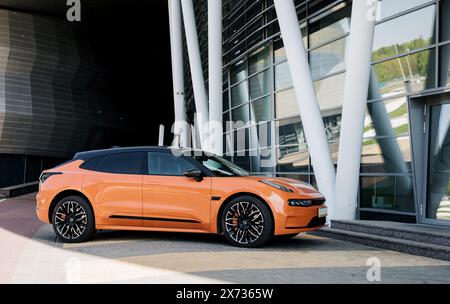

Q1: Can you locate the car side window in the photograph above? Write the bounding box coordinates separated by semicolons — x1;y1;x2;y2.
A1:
80;156;105;171
147;152;197;176
94;152;145;175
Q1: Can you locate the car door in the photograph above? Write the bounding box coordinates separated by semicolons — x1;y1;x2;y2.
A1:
82;152;145;227
142;151;211;231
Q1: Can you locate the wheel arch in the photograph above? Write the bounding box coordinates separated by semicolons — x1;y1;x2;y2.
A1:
48;189;93;224
216;192;275;235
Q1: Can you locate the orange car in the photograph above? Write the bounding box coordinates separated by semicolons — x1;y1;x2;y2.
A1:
36;147;327;247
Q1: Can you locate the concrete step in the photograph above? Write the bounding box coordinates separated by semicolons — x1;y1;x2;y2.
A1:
331;220;450;247
314;228;450;261
0;181;39;199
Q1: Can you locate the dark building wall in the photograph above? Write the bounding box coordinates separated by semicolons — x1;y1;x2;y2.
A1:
0;9;116;159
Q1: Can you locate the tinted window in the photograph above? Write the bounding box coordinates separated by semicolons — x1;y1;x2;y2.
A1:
80;156;105;171
95;152;144;175
147;152;197;176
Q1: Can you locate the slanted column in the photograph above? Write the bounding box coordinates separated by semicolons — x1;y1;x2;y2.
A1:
335;0;378;220
180;0;209;151
168;0;189;147
208;0;223;156
273;0;336;220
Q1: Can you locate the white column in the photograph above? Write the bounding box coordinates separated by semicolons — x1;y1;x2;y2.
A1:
168;0;189;148
208;0;223;156
158;124;165;146
181;0;209;151
335;0;378;220
274;0;336;220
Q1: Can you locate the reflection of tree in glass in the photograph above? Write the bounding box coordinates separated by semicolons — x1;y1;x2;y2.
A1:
372;38;431;84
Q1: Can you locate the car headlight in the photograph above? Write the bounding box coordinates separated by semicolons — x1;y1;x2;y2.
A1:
259;180;293;193
288;198;325;207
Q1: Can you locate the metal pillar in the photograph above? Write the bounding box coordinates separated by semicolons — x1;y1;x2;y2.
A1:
274;0;336;220
181;0;209;151
158;124;165;146
335;0;378;220
168;0;189;148
208;0;223;156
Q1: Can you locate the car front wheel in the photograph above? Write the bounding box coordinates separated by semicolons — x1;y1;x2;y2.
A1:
52;195;95;243
222;196;273;248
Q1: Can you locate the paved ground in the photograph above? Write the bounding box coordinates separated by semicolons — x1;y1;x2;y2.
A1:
1;193;450;284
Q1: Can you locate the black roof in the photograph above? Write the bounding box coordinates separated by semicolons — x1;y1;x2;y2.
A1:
73;146;197;161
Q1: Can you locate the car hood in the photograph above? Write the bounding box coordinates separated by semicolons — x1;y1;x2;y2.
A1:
241;176;324;197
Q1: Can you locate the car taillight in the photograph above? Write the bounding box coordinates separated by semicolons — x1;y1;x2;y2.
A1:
39;172;62;184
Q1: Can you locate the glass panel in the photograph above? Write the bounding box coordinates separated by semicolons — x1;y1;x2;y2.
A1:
233;154;251;171
249;46;270;75
231;81;249;107
361;136;412;173
275;116;306;146
364;97;410;138
250;122;272;149
426;103;450;221
223;111;230;125
276;174;310;184
372;49;436;98
323;114;341;142
250;148;275;173
274;39;287;63
310;37;347;80
224;132;233;156
275;61;293;91
276;144;310;173
273;28;307;63
314;72;346;110
232;104;249;124
249;70;270;100
372;5;436;62
440;45;450;87
250;96;271;123
223;72;229;90
275;89;299;119
329;141;339;166
309;3;351;48
440;0;450;42
223;90;230;111
230;59;247;84
360;176;415;212
378;0;432;20
234;128;249;151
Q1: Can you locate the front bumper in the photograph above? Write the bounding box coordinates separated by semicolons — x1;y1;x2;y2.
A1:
275;204;328;235
36;191;51;224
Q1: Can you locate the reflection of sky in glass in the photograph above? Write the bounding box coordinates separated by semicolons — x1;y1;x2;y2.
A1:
373;5;435;51
378;0;431;20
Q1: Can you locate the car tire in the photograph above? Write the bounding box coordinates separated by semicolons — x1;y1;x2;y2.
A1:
52;195;95;243
221;195;273;248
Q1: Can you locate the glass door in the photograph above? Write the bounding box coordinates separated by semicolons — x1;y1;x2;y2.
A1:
425;102;450;224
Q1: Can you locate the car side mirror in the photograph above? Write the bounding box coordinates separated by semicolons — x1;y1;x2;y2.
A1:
183;169;203;181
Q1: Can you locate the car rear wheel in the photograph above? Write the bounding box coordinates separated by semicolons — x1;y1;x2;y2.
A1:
222;196;273;248
52;196;95;243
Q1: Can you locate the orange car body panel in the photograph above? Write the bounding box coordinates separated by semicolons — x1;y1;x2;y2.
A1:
36;159;327;236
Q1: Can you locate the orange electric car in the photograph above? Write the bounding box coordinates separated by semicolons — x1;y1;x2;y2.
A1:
36;147;327;247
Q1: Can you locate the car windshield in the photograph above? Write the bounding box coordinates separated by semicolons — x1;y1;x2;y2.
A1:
192;154;249;177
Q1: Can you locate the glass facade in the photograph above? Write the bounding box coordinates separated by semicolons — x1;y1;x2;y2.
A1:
187;0;450;221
